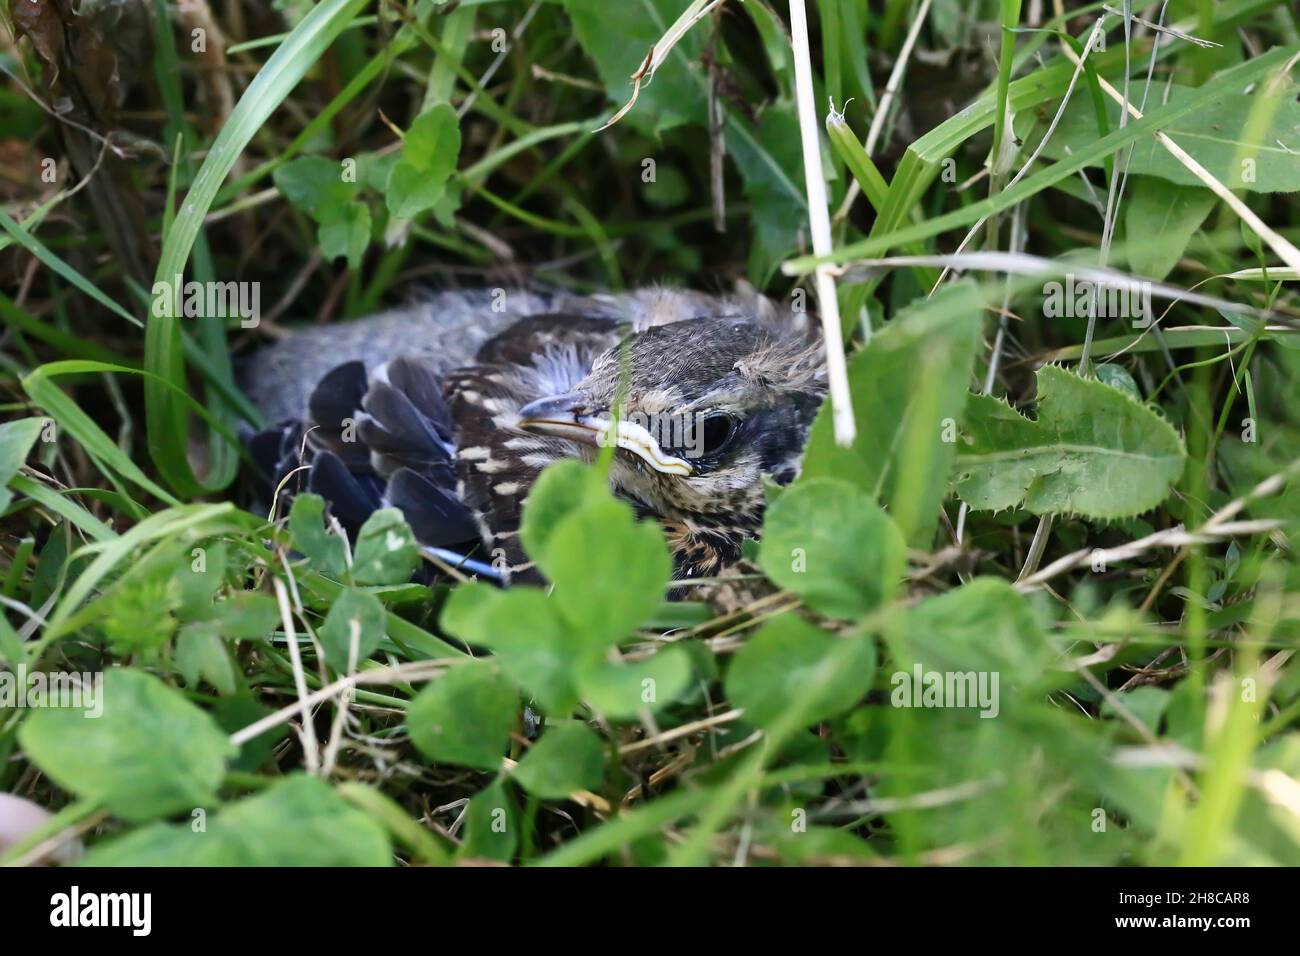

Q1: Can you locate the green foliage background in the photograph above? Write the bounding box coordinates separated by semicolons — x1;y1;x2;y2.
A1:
2;0;1300;866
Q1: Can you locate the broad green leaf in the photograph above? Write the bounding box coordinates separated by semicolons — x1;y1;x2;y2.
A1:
30;523;70;609
799;282;982;545
273;155;360;214
317;588;387;673
561;0;708;134
512;723;605;799
577;645;693;720
175;541;227;613
1124;179;1217;280
954;365;1187;518
385;104;461;219
351;508;420;585
80;775;390;866
406;661;518;770
457;779;518;863
732;100;811;283
0;417;46;514
518;460;604;561
442;582;692;720
1018;83;1300;192
1102;686;1170;735
386;164;446;220
208;593;279;640
274;155;372;269
289;493;349;579
0;614;23;669
317;204;372;269
441;584;578;714
175;625;237;695
522;461;671;654
559;0;804;283
1095;363;1140;400
759;478;906;619
899;577;1052;690
543;498;672;652
210;693;285;772
725;615;876;728
18;669;234;822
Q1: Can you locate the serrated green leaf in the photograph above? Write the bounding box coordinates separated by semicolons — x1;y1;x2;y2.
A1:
954;365;1187;518
759;477;906;619
98;567;183;658
407;661;518;770
18;669;234;822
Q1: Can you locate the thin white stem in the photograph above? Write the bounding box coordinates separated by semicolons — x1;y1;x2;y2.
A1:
320;617;361;776
229;659;453;747
789;0;855;445
273;576;321;774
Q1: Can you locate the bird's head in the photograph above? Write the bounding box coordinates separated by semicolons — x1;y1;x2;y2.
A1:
516;317;826;535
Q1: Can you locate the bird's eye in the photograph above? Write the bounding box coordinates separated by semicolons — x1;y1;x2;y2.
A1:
699;413;739;456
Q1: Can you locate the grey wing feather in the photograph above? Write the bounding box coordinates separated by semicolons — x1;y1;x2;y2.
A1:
238;285;795;426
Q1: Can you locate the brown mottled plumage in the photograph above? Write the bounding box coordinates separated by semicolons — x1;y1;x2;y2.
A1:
242;286;825;583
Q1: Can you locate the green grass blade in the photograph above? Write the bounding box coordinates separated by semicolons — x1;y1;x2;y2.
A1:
785;45;1300;272
146;0;369;497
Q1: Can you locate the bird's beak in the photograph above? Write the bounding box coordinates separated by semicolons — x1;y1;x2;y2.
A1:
516;393;693;476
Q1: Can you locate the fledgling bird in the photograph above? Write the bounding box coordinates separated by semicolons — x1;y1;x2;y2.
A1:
241;287;826;583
